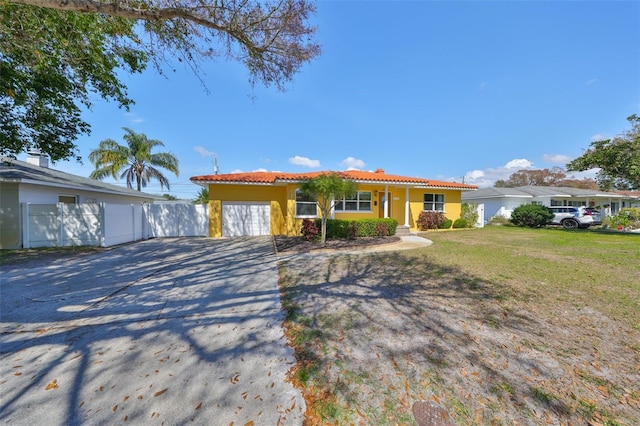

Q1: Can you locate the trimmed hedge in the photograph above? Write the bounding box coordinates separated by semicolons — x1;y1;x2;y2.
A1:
315;218;398;238
452;218;468;229
438;218;453;229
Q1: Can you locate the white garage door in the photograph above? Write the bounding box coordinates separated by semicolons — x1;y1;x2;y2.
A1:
222;202;270;237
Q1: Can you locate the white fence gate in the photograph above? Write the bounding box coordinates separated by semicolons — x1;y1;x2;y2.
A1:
20;202;208;248
146;203;208;238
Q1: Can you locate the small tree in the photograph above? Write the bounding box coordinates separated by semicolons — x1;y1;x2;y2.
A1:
460;203;479;228
298;173;357;245
510;204;554;228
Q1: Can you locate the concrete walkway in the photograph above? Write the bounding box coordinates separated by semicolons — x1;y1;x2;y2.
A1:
0;237;304;425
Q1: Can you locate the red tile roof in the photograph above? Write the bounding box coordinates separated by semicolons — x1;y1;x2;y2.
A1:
191;169;477;190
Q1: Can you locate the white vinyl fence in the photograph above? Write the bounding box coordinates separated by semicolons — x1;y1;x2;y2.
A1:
20;202;208;248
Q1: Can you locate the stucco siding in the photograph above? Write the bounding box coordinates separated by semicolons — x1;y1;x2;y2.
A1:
0;182;20;249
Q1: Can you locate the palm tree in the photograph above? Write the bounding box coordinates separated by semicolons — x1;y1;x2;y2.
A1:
89;128;179;191
193;188;209;204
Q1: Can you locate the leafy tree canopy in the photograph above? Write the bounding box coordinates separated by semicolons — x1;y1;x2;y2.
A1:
566;114;640;191
494;167;599;190
1;0;320;161
89;127;179;191
299;173;357;245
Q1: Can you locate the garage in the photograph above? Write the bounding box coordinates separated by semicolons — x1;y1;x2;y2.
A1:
222;202;270;237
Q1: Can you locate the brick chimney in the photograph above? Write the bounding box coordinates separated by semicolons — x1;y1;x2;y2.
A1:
375;168;384;174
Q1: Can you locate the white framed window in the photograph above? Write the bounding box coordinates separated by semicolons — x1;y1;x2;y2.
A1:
295;190;317;217
423;193;444;211
334;191;372;212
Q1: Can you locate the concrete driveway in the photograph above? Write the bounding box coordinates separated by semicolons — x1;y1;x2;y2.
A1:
0;237;305;425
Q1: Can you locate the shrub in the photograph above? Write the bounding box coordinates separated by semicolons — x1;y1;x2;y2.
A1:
354;218;397;237
438;218;453;229
510;204;554;228
381;218;398;236
416;211;446;230
301;218;319;241
348;221;358;239
315;219;351;239
452;218;468;228
374;222;389;237
605;207;640;230
460;203;479;228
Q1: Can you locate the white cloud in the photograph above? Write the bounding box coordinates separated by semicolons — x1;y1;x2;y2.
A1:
441;158;535;188
194;146;216;157
479;81;488;91
586;78;598;85
288;155;321;168
340;156;366;170
590;133;608;142
504;159;533;169
542;154;572;164
466;170;485;180
124;112;143;124
229;168;269;173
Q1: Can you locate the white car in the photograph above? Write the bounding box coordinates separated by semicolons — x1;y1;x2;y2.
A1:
548;206;602;229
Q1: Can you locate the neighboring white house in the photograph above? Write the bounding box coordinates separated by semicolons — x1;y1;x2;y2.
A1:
1;154;161;249
462;186;639;224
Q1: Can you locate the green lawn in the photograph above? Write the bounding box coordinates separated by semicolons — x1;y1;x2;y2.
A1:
421;227;640;329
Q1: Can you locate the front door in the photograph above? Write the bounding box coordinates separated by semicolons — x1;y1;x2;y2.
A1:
378;192;391;218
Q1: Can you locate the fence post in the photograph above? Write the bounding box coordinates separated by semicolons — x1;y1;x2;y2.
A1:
99;203;106;247
131;204;136;242
58;202;64;247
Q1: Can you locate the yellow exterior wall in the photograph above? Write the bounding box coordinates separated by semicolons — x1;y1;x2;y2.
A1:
207;182;468;236
407;188;463;229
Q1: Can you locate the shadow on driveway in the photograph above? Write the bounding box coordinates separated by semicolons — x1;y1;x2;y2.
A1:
1;237;304;425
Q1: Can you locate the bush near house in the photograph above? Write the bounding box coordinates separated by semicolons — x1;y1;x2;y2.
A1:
416;211;446;230
605;207;640;230
315;218;398;239
438;218;453;229
452;218;468;228
301;218;320;241
510;204;554;228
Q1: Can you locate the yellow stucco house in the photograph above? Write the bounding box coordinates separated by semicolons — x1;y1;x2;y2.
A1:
190;169;477;237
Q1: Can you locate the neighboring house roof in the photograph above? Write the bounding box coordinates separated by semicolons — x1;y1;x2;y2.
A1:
0;156;160;199
462;186;628;200
612;190;640;199
191;169;478;190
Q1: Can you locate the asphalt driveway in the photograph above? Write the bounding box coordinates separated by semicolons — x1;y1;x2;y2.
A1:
0;237;305;425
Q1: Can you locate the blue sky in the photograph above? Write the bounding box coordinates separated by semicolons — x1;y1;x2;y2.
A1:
42;0;640;199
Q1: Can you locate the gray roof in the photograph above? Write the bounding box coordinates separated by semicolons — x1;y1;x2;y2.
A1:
462;186;628;200
0;157;161;200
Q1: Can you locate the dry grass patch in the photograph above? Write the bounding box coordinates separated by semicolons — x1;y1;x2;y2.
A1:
279;227;640;425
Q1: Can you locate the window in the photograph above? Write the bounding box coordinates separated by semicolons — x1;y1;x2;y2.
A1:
295;190;317;217
334;191;372;212
423;193;444;211
58;195;77;204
